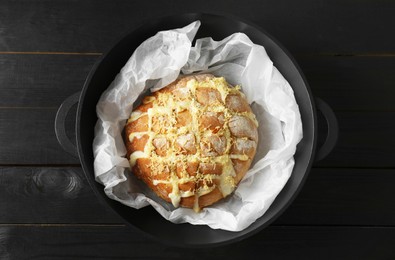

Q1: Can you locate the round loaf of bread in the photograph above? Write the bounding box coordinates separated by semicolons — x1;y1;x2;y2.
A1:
124;74;258;212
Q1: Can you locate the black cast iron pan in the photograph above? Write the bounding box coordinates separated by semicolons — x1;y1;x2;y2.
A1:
55;13;338;247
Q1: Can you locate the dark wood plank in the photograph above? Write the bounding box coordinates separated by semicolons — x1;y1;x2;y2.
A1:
0;225;394;259
0;0;394;53
0;53;394;165
1;167;394;226
276;168;395;225
298;56;395;111
0;54;98;107
2;54;394;111
0;108;79;164
1;54;394;164
316;111;395;168
0;167;121;224
1;109;393;166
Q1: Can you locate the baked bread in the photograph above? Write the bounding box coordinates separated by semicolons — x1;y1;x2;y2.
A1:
124;74;258;212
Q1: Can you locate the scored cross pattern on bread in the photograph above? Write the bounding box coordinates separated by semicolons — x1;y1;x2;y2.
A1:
125;74;258;212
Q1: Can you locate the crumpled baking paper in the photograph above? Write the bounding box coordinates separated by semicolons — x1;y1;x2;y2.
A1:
93;21;303;232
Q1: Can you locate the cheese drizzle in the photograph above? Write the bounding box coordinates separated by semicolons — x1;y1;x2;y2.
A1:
128;76;258;212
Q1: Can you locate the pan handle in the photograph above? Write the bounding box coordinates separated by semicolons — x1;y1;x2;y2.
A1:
314;97;339;161
54;92;81;158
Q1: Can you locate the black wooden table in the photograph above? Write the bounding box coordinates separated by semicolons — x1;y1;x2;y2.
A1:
1;1;394;259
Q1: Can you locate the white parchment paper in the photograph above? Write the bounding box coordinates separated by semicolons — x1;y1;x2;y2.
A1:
93;21;303;232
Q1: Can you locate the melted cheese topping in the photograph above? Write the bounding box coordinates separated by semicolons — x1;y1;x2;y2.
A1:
127;76;258;212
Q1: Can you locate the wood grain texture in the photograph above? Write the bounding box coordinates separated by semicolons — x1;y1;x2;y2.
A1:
1;54;394;110
0;225;394;259
299;56;395;111
0;54;98;107
276;168;395;225
315;111;395;168
1;167;394;226
0;0;394;53
0;54;394;165
0;167;120;224
0;108;79;164
1;109;394;167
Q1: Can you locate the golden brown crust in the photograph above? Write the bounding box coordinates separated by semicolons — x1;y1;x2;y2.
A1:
124;74;258;211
